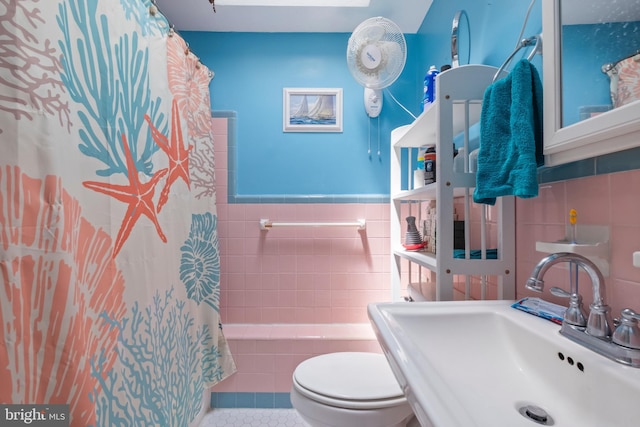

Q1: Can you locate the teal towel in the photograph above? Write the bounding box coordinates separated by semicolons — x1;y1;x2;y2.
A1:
453;249;498;259
473;59;544;205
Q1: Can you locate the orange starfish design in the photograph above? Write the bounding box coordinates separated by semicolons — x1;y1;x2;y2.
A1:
83;134;168;257
145;98;193;212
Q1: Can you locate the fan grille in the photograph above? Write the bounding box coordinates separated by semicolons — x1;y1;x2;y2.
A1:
347;17;407;90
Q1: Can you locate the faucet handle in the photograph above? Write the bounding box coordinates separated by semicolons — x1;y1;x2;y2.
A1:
549;287;571;298
549;287;588;328
586;304;613;339
612;308;640;350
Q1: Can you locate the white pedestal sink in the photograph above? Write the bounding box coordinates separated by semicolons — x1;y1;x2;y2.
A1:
368;300;640;427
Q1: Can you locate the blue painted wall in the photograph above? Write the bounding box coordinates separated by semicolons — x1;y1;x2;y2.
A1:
183;32;422;200
415;0;542;73
181;0;544;200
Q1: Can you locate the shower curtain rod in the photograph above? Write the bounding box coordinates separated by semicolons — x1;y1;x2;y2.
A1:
259;219;366;231
149;0;212;77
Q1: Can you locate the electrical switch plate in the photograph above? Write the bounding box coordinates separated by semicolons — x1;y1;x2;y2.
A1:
633;251;640;268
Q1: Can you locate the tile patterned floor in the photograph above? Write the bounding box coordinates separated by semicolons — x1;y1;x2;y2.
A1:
199;408;309;427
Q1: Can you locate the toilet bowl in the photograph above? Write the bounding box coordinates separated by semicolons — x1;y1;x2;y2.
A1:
291;352;416;427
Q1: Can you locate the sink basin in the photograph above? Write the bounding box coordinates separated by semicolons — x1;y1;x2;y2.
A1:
368;300;640;427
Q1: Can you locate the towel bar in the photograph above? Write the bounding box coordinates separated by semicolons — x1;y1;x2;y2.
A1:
259;219;366;231
493;34;542;83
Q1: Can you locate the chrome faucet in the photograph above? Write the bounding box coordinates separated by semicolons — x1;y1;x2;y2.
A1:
526;252;612;338
526;252;640;368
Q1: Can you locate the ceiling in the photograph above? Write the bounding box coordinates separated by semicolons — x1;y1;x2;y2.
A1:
153;0;432;33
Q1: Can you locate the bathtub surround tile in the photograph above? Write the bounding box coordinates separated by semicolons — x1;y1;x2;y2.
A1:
538;158;596;183
610;170;640;226
215;392;238;408
565;174;611;224
211;116;229;136
231;194;389;204
210;392;294;409
224;255;246;274
236;392;256;408
610;224;640;283
212;324;381;393
596;146;640;175
217;199;391;324
609;278;640;315
537;146;640;185
518;181;566;225
222;307;245;324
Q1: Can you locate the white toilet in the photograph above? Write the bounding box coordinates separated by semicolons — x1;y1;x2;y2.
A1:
291;352;417;427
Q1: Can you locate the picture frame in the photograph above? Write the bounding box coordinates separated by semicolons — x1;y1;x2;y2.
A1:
283;88;343;132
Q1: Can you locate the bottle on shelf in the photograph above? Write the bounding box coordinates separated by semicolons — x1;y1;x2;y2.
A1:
417;146;426;170
424;145;436;185
420;65;440;111
413;146;428;189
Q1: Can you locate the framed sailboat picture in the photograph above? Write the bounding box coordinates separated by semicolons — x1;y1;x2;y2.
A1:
283;88;343;132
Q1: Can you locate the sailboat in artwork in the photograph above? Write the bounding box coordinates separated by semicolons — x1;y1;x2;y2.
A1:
288;93;337;127
307;95;335;121
292;95;309;118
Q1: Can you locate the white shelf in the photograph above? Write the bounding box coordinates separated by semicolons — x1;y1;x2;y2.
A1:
391;65;495;149
393;173;476;201
393;183;437;201
535;241;608;259
393;245;514;276
391;100;483;148
389;64;516;303
392;245;437;269
535;225;610;276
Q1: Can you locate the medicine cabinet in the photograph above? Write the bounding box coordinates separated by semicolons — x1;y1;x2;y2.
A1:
542;0;640;166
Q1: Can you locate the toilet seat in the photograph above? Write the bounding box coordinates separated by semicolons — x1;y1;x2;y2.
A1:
292;352;406;410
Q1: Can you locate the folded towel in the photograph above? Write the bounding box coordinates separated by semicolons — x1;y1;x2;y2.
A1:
473;59;544;205
453;248;498;259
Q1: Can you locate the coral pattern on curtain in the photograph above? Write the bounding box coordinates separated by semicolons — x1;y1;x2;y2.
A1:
0;1;236;426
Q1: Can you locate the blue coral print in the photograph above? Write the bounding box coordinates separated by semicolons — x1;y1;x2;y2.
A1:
120;0;169;37
90;289;226;426
180;213;221;311
57;0;166;178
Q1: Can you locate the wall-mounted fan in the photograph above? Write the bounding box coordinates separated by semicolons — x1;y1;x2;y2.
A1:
347;17;407;118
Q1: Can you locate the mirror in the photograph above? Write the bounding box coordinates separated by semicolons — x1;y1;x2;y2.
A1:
543;0;640;166
561;0;640;127
451;10;470;67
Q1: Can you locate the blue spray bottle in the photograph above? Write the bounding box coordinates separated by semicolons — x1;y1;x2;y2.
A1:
421;66;440;111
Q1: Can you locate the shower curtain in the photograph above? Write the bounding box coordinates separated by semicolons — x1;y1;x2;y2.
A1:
0;0;235;425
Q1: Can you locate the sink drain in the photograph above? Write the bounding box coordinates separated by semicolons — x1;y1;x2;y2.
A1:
518;404;554;425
